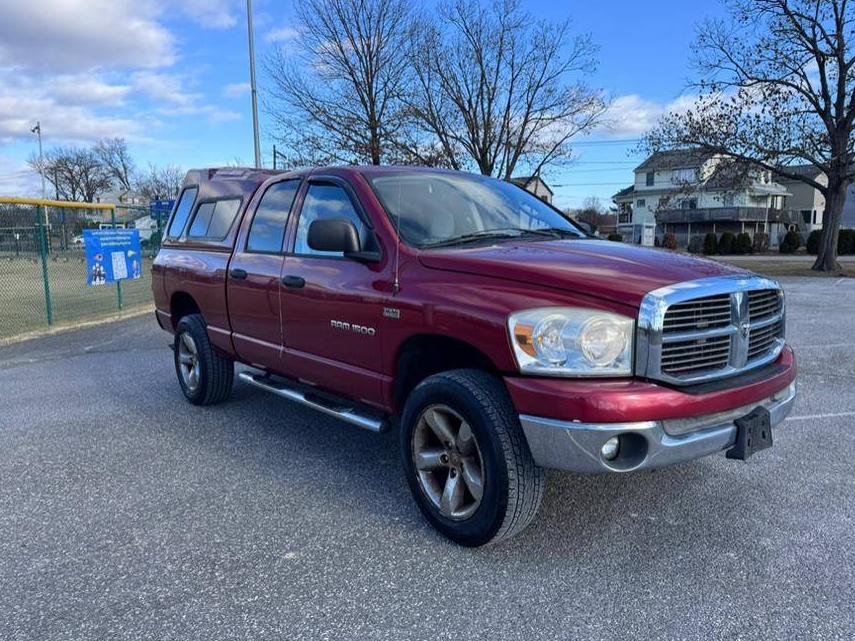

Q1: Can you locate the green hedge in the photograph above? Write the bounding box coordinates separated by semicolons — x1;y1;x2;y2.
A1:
779;230;801;254
703;232;718;255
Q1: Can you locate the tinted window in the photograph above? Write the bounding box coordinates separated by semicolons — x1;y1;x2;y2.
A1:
188;203;215;237
247;180;300;253
167;187;198;237
294;184;367;256
187;199;241;239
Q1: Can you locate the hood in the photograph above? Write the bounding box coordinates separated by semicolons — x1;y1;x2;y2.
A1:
418;239;747;308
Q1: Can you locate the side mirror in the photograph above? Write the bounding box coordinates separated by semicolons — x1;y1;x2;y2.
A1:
308;218;360;254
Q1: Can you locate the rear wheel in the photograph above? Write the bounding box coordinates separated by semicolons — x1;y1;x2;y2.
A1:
400;369;544;546
174;314;233;405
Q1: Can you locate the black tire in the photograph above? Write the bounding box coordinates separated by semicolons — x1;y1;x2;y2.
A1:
400;369;545;546
173;314;234;406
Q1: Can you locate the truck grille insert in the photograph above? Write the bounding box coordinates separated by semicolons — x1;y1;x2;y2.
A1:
641;282;786;385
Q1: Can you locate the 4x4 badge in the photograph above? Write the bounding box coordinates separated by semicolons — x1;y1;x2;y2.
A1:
383;307;401;320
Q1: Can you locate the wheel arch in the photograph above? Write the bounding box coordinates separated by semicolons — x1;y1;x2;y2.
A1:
393;334;503;412
170;291;201;330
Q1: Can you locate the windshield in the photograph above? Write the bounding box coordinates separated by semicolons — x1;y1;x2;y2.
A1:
369;172;585;248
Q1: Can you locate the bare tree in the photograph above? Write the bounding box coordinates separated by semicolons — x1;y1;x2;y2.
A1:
265;0;413;167
645;0;855;271
95;138;136;192
135;164;184;201
404;0;606;179
29;146;112;202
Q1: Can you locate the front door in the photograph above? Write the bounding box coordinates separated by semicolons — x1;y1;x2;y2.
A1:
280;179;388;407
227;179;301;370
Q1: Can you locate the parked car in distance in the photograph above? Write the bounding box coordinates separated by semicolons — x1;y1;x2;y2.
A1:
152;166;797;546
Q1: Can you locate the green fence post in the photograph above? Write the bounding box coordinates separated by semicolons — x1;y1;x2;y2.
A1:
37;206;54;326
112;208;123;311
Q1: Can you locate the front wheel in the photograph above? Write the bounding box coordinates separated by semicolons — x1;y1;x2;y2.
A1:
400;369;545;546
174;314;234;406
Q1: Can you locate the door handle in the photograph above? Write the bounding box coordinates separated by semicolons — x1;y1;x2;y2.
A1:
282;275;306;288
229;268;248;280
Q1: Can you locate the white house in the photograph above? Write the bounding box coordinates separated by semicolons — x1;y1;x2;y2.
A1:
511;175;554;204
613;150;803;247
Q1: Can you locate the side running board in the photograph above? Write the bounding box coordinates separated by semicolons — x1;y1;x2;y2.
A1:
237;371;389;433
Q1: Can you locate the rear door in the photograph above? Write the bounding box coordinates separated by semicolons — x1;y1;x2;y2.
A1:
227;179;301;369
279;177;388;407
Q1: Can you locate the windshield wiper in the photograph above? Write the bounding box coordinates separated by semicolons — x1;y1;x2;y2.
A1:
423;229;525;248
517;228;582;239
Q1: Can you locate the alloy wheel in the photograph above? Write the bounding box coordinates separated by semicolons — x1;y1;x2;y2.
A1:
177;332;200;392
412;404;485;521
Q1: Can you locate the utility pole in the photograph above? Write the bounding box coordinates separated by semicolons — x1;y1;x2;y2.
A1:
246;0;262;169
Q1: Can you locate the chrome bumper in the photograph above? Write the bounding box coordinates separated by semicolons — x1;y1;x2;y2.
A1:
518;383;797;474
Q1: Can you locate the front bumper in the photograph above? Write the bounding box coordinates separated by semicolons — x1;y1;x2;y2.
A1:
519;382;796;473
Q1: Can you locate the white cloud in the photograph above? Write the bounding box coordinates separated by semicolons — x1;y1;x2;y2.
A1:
0;0;174;72
597;93;702;139
132;72;200;107
179;0;240;29
52;77;132;106
0;157;41;198
223;82;251;98
266;27;300;43
0;89;143;144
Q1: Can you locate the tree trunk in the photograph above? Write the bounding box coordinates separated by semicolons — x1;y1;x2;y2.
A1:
812;179;848;272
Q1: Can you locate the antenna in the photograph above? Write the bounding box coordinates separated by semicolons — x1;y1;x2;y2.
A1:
392;183;401;295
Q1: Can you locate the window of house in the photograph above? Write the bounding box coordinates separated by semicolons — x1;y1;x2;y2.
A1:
672;167;698;183
166;187;198;237
679;198;698;209
645;171;654;186
187;199;241;239
636;199;646;208
294;183;368;256
247;180;300;253
801;210;812;224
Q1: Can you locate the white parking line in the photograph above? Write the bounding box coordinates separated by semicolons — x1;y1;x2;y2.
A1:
786;412;855;421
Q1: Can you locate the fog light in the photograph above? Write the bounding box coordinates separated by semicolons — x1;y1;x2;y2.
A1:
601;436;620;461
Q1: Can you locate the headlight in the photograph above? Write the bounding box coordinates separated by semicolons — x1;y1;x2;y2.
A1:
508;308;634;377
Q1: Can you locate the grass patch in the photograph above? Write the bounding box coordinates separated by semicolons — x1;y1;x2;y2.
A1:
715;258;852;278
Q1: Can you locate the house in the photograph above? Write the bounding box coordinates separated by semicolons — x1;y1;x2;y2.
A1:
774;165;826;232
511;175;553;204
612;150;802;247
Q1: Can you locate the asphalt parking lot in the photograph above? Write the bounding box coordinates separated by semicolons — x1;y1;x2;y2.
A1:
1;277;853;641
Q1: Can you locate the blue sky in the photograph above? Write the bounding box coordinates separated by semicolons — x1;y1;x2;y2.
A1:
0;0;726;209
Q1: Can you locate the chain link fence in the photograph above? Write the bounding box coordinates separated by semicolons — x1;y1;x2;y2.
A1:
0;198;171;342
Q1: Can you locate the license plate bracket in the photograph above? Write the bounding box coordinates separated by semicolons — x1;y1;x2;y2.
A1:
726;407;773;461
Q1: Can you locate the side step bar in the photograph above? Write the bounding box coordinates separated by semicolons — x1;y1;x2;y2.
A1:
237;371;389;433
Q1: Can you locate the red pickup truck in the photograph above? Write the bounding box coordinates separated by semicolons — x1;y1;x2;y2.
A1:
152;166;797;546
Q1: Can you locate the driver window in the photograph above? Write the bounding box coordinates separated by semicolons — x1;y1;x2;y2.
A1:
294;183;367;256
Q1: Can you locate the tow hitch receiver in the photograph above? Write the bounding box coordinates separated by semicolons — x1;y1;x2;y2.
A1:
727;407;773;461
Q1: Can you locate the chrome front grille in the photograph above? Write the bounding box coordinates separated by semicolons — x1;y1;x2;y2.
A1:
637;277;786;385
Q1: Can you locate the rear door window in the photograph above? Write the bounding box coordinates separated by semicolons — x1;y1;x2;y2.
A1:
166;187;198;237
247;180;300;253
187;199;241;240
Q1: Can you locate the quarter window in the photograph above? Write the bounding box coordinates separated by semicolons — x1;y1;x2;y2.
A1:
247;180;300;253
167;187;198;237
187;199;241;239
294;183;367;256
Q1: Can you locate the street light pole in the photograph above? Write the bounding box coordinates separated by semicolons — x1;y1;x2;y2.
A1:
31;122;46;200
246;0;262;169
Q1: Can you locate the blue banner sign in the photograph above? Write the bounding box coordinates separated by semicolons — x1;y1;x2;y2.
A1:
84;229;143;286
